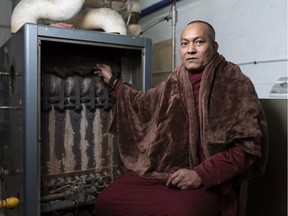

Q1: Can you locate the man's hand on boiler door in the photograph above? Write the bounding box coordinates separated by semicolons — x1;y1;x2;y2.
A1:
94;64;113;84
49;23;74;28
166;169;203;190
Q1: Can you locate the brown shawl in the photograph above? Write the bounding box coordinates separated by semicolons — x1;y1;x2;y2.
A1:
110;54;268;182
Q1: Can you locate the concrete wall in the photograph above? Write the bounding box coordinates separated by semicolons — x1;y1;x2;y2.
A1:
140;0;288;98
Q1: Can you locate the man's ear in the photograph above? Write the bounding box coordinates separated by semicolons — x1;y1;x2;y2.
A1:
213;41;219;52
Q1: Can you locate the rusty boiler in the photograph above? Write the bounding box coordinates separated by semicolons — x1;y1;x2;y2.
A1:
0;23;152;216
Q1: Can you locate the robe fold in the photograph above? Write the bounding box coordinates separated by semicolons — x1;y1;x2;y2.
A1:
110;53;268;182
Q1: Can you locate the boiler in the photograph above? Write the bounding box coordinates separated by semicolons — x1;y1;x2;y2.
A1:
0;23;152;216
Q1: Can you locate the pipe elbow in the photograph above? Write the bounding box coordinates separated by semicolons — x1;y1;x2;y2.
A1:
68;8;127;35
11;0;85;33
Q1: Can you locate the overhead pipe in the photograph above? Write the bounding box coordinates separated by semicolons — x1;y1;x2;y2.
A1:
141;0;182;18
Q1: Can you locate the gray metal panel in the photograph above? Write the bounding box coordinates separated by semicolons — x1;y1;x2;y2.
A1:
23;24;41;216
1;25;25;216
1;22;41;216
36;24;151;48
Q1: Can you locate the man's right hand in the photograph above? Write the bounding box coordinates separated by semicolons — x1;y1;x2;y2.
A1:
94;64;113;84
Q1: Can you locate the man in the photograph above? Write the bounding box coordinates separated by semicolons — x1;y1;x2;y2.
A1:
94;20;268;216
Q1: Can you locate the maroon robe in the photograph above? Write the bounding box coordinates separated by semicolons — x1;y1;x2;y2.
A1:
95;54;268;215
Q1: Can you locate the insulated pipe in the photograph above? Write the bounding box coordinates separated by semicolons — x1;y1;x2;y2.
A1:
11;0;85;33
127;0;142;36
83;0;140;36
66;8;127;35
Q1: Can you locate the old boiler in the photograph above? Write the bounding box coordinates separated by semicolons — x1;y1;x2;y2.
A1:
0;23;152;215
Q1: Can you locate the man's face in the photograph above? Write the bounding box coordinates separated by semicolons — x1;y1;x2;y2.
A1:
180;23;218;73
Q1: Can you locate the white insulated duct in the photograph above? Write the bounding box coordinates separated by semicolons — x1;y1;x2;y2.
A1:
11;0;85;33
66;8;127;35
10;0;140;35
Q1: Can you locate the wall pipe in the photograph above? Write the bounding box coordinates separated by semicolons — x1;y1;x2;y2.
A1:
171;1;177;70
141;0;180;70
237;58;288;66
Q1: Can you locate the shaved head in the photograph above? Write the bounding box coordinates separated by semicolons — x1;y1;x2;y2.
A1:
186;20;216;42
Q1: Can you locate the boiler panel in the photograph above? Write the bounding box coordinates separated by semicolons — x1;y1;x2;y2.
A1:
0;23;152;216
